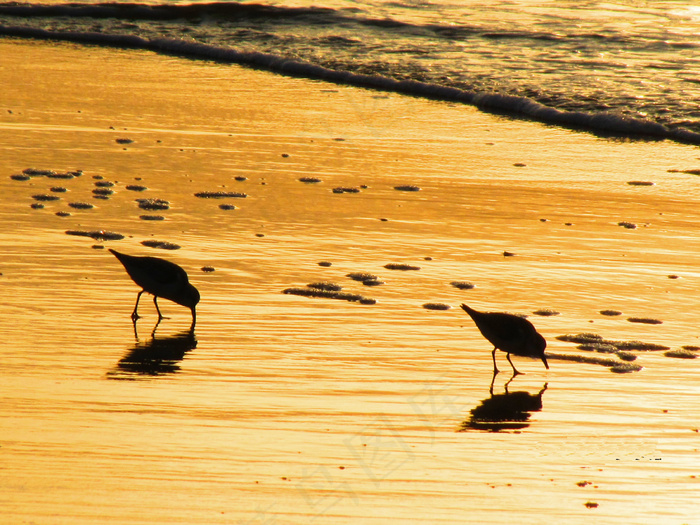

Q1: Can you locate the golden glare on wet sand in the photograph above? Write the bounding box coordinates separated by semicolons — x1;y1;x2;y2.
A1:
1;38;700;524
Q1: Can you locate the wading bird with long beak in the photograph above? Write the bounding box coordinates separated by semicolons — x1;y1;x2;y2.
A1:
109;249;200;328
460;304;548;375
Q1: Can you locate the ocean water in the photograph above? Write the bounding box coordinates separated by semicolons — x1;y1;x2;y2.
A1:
1;0;700;144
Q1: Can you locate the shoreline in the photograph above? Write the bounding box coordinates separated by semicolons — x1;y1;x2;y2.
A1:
2;26;700;146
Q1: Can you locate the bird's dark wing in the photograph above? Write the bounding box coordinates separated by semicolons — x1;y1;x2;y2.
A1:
137;256;189;285
481;313;530;342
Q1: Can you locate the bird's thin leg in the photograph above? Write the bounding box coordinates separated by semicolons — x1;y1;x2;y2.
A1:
131;290;145;321
506;353;522;376
492;346;500;375
153;296;166;320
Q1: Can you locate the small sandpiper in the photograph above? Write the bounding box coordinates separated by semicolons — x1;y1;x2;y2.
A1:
460;304;548;375
109;249;200;328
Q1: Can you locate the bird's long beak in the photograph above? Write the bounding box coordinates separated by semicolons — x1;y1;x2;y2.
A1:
542;354;549;369
190;307;197;331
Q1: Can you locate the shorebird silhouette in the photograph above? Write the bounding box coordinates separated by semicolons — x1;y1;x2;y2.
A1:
109;249;200;327
460;304;548;375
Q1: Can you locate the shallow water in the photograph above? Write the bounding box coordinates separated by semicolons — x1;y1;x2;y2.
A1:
1;0;700;141
1;39;700;524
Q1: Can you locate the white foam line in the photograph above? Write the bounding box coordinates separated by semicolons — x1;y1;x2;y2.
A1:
3;25;700;145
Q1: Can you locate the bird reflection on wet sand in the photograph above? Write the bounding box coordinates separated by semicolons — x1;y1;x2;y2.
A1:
460;376;547;432
108;321;197;379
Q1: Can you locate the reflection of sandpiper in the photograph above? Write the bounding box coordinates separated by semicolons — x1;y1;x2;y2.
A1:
109;249;200;328
460;382;548;432
460;304;548;375
108;327;197;378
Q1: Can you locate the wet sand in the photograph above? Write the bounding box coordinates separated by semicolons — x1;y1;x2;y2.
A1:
1;38;700;524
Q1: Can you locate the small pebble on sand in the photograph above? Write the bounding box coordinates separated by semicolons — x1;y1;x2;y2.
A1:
451;281;475;290
533;309;560;316
137;198;169;210
347;272;379;282
66;229;124;241
49;171;81;179
423;303;451;310
664;349;697;359
332;187;361;194
318;261;333;267
627;317;662;325
282;287;375;305
68;202;94;210
32;194;60;201
24;168;55;176
307;282;342;292
194;191;247;198
141;240;181;250
384;263;420;271
600;310;622;316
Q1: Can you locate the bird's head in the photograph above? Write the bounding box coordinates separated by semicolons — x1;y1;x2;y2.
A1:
532;331;548;369
182;283;200;309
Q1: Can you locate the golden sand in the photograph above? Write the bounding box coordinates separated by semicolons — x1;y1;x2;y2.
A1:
2;38;700;524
